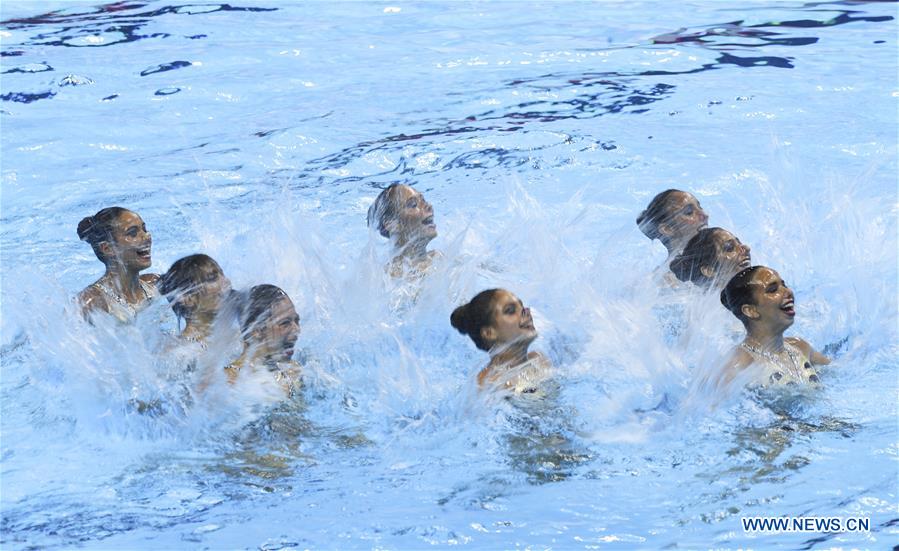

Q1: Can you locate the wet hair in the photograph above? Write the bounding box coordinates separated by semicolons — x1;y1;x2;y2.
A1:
77;206;130;262
450;289;502;351
367;183;404;238
241;284;293;339
158;254;225;318
636;189;681;241
720;266;764;324
670;227;725;286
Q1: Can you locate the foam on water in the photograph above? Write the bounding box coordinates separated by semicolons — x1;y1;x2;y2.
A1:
1;1;897;548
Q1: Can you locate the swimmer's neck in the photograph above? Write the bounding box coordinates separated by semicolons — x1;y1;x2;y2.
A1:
488;343;530;369
181;312;216;341
392;235;432;261
662;236;688;258
744;328;785;353
99;263;144;303
239;343;288;370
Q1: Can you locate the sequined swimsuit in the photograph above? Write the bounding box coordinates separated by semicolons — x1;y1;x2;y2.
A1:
89;279;158;323
741;340;819;386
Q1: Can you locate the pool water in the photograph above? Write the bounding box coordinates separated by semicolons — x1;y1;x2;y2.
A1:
1;1;897;548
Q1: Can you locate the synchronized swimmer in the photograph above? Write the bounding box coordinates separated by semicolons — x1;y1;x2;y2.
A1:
75;186;830;405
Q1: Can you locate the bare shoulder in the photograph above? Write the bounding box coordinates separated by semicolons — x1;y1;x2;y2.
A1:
728;346;754;369
477;365;492;387
527;351;552;368
716;346;754;389
140;273;160;285
283;361;302;379
77;284;108;314
787;336;830;366
224;357;245;385
784;337;811;351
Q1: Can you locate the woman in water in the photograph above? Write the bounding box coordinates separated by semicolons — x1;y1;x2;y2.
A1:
158;254;235;346
226;284;302;397
76;207;159;322
367;183;439;277
451;289;551;393
718;266;830;388
669;227;751;290
636;189;709;259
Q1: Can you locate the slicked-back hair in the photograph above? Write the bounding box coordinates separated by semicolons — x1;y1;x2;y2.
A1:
636;189;681;240
77;206;130;263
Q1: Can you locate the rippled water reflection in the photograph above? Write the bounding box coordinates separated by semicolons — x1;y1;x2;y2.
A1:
2;1;897;549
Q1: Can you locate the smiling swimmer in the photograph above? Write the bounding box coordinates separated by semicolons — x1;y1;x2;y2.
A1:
76;207;159;322
451;289;551;393
367;183;440;277
226;284;302;398
718;266;830;389
670;227;752;291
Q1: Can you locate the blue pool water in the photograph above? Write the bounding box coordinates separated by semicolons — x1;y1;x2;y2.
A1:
1;1;897;548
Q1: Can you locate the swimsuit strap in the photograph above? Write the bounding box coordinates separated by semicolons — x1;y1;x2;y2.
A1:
91;281;137;315
741;341;808;382
91;279;155;319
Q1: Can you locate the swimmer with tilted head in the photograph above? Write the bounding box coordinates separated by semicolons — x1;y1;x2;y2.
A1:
670;227;751;290
158;254;234;346
227;284;302;397
451;289;551;393
76;207;159;322
637;189;709;259
368;183;440;277
718;266;830;389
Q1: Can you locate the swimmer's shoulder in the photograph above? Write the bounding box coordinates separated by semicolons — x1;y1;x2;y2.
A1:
140;273;160;285
527;350;552;369
278;360;303;381
224;357;245;385
477;365;491;387
718;345;754;388
785;336;830;366
77;283;109;316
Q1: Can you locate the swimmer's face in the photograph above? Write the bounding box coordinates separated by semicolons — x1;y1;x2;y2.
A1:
189;271;232;316
391;185;436;244
742;267;795;330
253;297;300;363
101;211;152;270
480;290;537;350
707;229;751;279
659;192;708;244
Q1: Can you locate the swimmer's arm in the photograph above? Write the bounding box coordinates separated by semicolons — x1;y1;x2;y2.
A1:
787;337;831;366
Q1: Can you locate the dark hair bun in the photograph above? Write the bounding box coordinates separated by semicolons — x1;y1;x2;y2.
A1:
636;189;681;240
77;216;95;241
669;254;689;282
450;304;469;334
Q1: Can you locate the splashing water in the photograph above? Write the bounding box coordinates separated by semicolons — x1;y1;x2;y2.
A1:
1;1;896;548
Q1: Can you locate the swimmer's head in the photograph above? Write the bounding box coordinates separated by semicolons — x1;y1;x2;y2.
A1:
721;266;795;330
158;254;231;320
451;289;537;352
77;207;153;270
367;184;437;246
636;189;708;251
670;227;751;288
241;284;300;363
